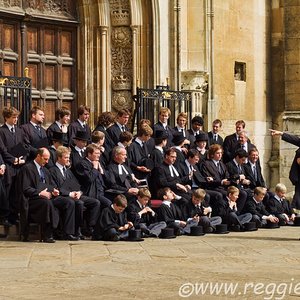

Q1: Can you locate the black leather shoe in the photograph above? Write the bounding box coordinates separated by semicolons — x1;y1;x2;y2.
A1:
43;237;56;243
64;234;79;241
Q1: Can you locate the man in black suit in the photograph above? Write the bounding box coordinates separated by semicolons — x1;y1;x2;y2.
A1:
106;146;139;201
152;148;191;208
153;107;174;147
173;112;192;149
225;149;250;212
107;109;131;145
235;130;256;157
70;131;89;175
20;148;76;242
46;106;70;146
243;187;279;228
201;144;231;197
178;149;224;216
21;106;49;159
187;115;204;145
128;125;153;180
76;144;111;207
49;146;100;238
208;119;224;147
46;131;65;169
270;129;300;210
0;106;28;224
68;105;92;146
244;148;266;190
223;120;246;163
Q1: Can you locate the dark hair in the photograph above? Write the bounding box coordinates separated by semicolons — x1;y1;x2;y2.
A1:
56;106;71;121
96;112;115;127
2;106;19;120
157;187;171;200
85;143;100;155
117;109;131;117
186;149;200;159
119;131;133;143
114;194;127;207
77;105;90;117
30;106;44;117
234;149;248;159
208;144;223;159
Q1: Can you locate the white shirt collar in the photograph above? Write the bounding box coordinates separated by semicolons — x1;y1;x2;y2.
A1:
162;200;172;207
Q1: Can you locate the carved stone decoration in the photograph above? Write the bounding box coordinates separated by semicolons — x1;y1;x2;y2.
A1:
109;0;133;113
112;74;131;90
112;27;132;48
0;0;77;20
110;0;130;27
112;91;132;111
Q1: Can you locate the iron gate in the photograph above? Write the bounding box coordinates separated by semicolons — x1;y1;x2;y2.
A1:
133;86;193;130
0;72;32;125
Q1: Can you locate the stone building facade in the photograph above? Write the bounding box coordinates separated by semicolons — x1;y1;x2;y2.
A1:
0;0;299;193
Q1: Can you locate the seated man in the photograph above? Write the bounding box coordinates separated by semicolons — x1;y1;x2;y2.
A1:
183;188;222;233
243;187;279;228
76;144;111;208
93;194;133;241
266;183;295;225
106;146;140;202
152;148;191;207
49;146;101;239
127;188;166;237
218;186;252;231
157;187;198;236
178;149;223;216
20;148;76;242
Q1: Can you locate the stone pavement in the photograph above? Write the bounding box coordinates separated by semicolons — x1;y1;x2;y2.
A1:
0;226;300;300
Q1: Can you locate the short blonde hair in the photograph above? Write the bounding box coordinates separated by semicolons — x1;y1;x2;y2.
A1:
192;188;206;199
159;107;171;116
275;183;287;193
138;187;151;198
227;186;239;196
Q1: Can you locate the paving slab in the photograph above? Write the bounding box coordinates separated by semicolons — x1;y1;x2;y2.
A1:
0;227;300;299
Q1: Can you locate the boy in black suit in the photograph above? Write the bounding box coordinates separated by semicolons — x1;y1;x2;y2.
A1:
208;119;224;147
107;109;131;145
243;187;279;228
267;183;295;225
127;188;166;237
68;105;92;146
183;189;222;233
219;186;252;231
0;106;27;224
46;106;70;146
157;187;198;235
93;194;133;241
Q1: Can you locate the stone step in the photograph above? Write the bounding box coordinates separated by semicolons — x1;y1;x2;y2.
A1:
0;224;41;241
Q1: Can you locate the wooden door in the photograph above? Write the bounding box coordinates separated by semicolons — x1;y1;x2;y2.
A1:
0;2;78;125
26;23;77;124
